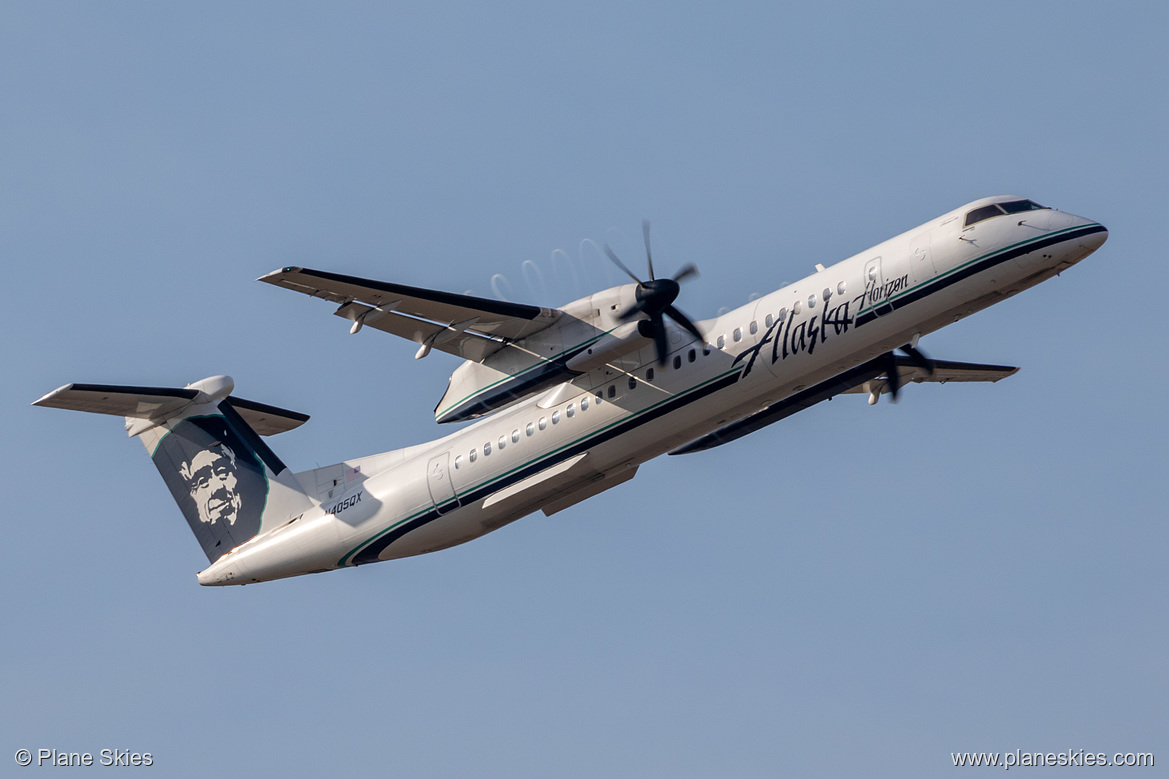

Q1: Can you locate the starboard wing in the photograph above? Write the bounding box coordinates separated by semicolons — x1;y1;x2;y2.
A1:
670;357;1018;455
838;358;1019;395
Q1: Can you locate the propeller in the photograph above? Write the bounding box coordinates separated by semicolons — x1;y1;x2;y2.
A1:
899;343;935;376
878;343;936;402
880;351;903;402
603;220;703;365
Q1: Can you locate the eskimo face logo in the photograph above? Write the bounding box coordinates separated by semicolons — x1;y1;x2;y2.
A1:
153;415;268;559
179;442;244;527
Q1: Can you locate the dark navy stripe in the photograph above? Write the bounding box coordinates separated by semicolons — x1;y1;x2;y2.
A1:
669;358;891;454
350;369;742;564
856;224;1106;327
66;383;199;400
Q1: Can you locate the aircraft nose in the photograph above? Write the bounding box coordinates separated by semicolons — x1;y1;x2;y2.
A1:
1085;222;1108;251
1054;210;1108;251
1061;214;1108;265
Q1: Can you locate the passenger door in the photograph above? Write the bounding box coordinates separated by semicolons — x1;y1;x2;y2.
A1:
426;453;459;515
862;256;893;318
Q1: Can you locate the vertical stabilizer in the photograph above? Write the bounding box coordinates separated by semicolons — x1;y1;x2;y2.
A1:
34;375;314;562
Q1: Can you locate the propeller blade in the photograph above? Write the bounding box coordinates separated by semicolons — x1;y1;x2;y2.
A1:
604;243;643;285
898;343;936;376
664;304;705;345
617;301;647;322
642;219;655;281
882;351;901;402
650;313;669;365
673;263;700;284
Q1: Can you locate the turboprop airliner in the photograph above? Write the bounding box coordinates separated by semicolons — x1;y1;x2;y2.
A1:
35;196;1107;586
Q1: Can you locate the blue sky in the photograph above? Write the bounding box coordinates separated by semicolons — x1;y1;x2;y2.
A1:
3;2;1166;776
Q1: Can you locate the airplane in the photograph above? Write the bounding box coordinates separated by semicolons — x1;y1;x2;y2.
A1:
34;196;1108;586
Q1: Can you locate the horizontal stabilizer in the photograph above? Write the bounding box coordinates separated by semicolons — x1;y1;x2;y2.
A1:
223;396;311;436
33;382;309;436
34;383;197;419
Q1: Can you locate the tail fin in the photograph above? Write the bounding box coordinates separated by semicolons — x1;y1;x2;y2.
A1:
34;375;314;562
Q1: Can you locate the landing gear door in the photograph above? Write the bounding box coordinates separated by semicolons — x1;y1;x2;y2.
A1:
426;453;458;515
862;256;893;318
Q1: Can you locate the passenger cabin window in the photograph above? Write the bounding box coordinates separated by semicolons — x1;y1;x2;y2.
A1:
552;410;560;424
526;422;535;436
512;429;520;443
673;355;682;370
628;376;637;390
646;368;654;381
470;449;478;462
765;314;773;327
581;396;589;411
607;385;616;399
539;417;547;430
484;442;491;456
454;455;463;469
566;403;575;418
497;435;506;450
733;328;742;342
749;321;758;335
717;335;725;349
688;349;696;363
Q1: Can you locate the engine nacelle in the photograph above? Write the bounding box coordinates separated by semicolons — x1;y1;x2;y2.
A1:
564;321;653;373
434;284;646;423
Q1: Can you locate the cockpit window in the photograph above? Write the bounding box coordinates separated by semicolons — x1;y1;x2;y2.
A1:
999;199;1047;214
965;199;1049;227
964;204;1004;227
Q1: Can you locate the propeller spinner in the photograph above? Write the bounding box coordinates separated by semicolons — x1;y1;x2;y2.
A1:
603;220;704;365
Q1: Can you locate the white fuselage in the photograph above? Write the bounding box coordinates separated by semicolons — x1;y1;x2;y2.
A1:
198;197;1107;585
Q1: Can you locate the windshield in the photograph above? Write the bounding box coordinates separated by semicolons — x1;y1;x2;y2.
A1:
965;199;1048;227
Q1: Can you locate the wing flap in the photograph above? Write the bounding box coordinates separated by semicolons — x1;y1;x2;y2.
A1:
333;301;504;362
541;465;638;517
481;453;590;511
